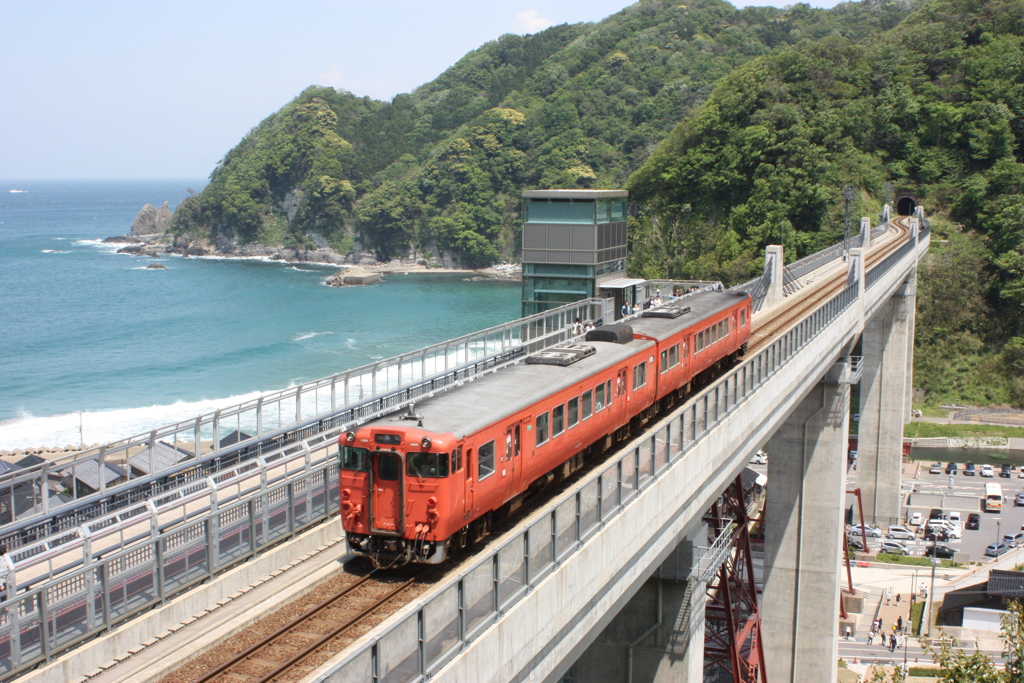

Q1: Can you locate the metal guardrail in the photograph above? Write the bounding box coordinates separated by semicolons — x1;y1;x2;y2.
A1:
0;431;340;680
734;257;774;313
0;299;605;547
782;243;845;295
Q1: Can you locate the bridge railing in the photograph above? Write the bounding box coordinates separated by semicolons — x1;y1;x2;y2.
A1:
0;430;341;681
326;264;869;683
0;299;606;545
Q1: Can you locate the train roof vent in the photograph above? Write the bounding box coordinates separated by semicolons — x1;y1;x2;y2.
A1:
526;344;596;367
642;305;690;319
585;324;633;344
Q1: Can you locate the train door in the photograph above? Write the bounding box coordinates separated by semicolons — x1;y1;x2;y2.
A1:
370;451;403;535
504;422;523;493
464;446;475;518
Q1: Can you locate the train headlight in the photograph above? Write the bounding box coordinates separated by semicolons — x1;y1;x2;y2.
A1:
345;431;355;442
421;437;432;449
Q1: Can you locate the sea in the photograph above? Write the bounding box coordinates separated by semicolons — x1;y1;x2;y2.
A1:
0;180;521;450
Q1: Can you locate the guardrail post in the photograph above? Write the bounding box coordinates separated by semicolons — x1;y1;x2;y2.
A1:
256;397;264;437
860;217;872;250
765;245;783;309
213;410;221;454
295;386;302;424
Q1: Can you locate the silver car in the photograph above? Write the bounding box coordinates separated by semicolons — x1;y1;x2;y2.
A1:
879;540;909;555
887;525;915;540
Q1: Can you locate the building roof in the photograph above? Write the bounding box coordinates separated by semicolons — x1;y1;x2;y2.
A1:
219;430;254;449
61;460;128;492
988;570;1024;598
521;189;628;199
0;461;21;477
127;441;194;476
18;492;72;519
599;278;647;289
14;454;47;469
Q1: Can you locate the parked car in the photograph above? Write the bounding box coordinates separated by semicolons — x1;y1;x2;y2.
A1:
749;450;767;465
849;523;882;538
852;414;860;422
948;511;962;524
887;526;916;540
929;508;945;521
981;465;995;477
929;462;943;474
928;521;962;539
879;540;909;555
1019;468;1024;478
847;538;865;551
965;462;977;476
986;542;1011;557
1002;464;1013;478
1003;531;1024;547
1015;492;1024;507
924;545;956;559
946;462;958;475
926;528;951;542
966;513;981;530
909;512;924;526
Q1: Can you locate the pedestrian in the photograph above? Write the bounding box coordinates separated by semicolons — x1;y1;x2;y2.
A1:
890;634;897;652
867;631;875;645
844;625;851;640
897;616;903;632
896;593;901;606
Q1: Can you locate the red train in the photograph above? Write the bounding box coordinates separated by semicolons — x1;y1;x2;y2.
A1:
338;289;752;566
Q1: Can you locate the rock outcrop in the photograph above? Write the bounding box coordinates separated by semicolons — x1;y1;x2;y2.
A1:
131;202;173;236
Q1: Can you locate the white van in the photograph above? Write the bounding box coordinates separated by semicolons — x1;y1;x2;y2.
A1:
1003;531;1024;548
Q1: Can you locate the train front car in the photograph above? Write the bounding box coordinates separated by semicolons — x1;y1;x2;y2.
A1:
339;424;458;567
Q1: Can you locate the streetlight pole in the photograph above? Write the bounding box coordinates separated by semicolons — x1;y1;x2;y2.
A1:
926;536;937;637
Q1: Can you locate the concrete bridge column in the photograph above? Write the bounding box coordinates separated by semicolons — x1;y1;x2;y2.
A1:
569;522;709;683
765;245;784;309
856;276;915;526
762;360;851;683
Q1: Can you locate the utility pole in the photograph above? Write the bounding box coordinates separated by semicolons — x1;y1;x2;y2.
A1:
843;186;855;255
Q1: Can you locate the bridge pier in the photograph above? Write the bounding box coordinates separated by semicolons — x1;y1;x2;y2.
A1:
856;273;915;526
568;522;708;683
763;359;851;683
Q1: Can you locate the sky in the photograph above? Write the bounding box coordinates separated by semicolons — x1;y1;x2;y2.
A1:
0;0;846;180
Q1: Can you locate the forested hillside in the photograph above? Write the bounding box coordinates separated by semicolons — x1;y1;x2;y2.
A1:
170;0;911;265
172;0;1024;406
629;0;1024;405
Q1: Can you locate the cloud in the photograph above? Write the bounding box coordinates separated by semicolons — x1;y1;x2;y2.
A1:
515;9;553;33
316;65;411;101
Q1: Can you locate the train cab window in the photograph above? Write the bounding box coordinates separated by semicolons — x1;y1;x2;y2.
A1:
478;441;495;480
536;413;550;445
568;397;579;427
407;452;449;478
341;446;369;471
553;404;565;436
378;454;400;481
660;350;669;374
456;446;463;472
741;308;747;327
633;362;646;390
670;343;680;367
582;390;593;419
595;384;605;412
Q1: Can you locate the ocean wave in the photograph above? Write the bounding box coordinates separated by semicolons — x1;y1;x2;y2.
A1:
293;331;334;342
40;250;70;254
73;239;136;251
0;391;266;450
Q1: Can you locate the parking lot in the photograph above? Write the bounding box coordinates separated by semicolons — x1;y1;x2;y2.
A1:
847;459;1024;563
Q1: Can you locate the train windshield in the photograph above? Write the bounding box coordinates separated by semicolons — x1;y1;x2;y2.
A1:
341;446;370;471
406;452;449;478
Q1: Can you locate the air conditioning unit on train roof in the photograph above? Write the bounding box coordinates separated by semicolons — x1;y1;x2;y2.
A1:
642;305;690;319
526;344;597;367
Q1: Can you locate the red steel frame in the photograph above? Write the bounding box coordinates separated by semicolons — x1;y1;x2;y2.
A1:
703;476;766;682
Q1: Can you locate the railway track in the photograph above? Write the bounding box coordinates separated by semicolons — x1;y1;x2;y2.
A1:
746;217;911;353
181;568;423;683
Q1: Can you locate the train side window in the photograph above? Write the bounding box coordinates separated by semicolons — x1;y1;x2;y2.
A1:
670;343;680;367
660;350;668;374
505;429;513;460
515;425;520;456
478;441;495;480
724;318;729;335
536;413;549;445
595;384;605;411
741;308;747;327
553;404;565;436
456;446;462;472
341;446;369;471
568;397;579;427
582;390;593;419
633;361;646;390
607;380;612;404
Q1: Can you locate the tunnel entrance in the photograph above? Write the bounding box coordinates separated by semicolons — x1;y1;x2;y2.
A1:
896;196;917;216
